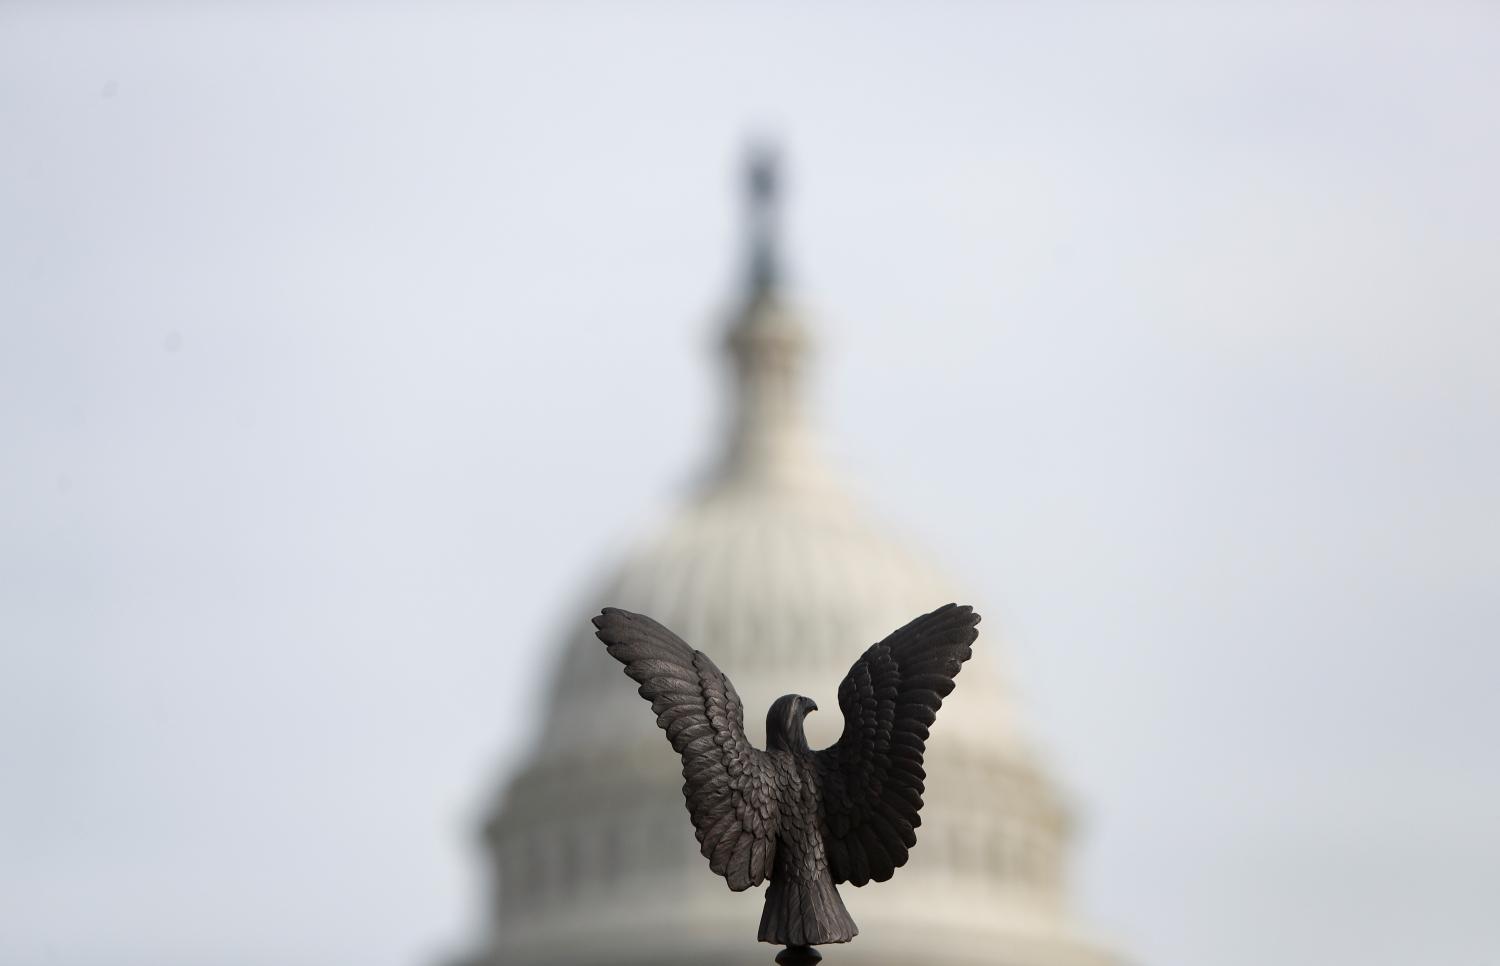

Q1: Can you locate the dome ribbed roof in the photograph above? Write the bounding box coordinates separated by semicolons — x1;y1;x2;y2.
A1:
540;442;1021;760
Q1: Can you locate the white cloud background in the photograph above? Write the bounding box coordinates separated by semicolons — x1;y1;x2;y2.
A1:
1;3;1496;966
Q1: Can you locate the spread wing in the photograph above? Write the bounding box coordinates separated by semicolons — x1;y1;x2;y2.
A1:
814;602;979;886
594;607;780;891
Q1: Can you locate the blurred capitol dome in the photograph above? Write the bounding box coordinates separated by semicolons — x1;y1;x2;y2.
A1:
469;151;1118;966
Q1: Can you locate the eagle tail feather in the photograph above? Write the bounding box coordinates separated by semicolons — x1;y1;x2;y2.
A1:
757;869;857;947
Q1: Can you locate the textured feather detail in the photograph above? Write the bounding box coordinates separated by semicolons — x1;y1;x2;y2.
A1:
813;602;980;886
595;607;780;891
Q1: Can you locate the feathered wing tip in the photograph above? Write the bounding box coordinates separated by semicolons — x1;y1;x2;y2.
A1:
592;606;694;665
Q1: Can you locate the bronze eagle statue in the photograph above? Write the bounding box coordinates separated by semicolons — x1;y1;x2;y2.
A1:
593;602;980;951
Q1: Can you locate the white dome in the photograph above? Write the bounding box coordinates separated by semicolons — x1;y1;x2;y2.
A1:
469;160;1118;966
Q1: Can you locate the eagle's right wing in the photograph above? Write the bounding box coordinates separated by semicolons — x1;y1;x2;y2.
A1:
594;607;780;891
814;603;979;886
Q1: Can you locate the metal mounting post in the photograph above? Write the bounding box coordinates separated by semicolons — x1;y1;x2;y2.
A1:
775;945;822;966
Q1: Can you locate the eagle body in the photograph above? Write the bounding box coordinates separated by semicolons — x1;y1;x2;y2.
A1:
756;698;857;946
594;603;979;948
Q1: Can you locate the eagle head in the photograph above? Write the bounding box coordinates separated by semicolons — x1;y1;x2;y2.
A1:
766;693;818;754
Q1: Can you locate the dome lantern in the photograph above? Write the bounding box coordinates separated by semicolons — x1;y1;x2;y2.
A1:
718;144;818;490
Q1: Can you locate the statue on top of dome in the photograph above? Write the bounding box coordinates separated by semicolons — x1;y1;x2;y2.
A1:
744;141;783;298
592;602;981;965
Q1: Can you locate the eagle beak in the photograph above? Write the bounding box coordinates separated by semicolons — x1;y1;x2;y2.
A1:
805;699;818;713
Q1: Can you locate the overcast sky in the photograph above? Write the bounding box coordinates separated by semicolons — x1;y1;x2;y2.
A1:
2;3;1497;966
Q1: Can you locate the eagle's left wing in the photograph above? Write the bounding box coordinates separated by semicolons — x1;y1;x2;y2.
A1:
814;603;979;886
594;607;780;891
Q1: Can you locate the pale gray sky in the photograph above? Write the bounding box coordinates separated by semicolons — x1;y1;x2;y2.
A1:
2;3;1497;966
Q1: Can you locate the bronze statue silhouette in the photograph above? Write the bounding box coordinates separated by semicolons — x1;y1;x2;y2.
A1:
594;602;980;961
